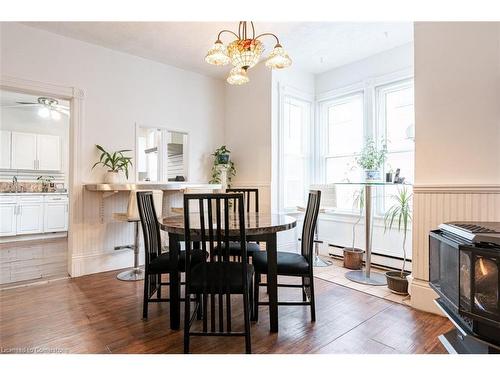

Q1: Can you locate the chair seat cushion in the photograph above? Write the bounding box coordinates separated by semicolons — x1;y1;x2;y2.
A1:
252;251;310;276
148;249;207;274
213;241;261;257
188;262;254;294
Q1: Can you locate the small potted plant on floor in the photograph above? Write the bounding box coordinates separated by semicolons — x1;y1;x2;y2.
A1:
343;189;364;270
384;186;412;295
92;144;133;183
356;139;387;181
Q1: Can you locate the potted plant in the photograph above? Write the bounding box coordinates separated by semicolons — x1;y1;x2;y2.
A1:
213;145;231;164
210;145;236;186
356;139;387;181
384;186;412;295
37;175;55;192
343;189;364;270
92;144;133;183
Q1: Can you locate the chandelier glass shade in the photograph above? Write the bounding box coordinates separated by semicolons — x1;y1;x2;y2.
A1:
205;40;230;66
205;21;292;85
226;67;250;85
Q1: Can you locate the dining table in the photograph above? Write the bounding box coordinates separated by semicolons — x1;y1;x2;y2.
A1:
160;212;297;332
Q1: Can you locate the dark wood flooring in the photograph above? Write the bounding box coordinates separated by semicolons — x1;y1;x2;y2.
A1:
0;270;453;354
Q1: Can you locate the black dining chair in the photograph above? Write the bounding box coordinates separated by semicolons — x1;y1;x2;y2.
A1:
252;190;321;322
136;191;206;320
183;192;253;354
215;188;260;260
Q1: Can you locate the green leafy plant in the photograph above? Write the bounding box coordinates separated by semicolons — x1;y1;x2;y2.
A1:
356;139;387;170
92;144;133;179
209;145;236;186
37;175;54;191
384;186;412;278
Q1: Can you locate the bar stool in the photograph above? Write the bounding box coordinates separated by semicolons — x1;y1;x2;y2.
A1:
113;190;163;281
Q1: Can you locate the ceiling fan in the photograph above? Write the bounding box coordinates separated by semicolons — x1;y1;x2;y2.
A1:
2;96;69;120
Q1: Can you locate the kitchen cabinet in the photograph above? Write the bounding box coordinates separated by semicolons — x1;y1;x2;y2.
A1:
0;196;16;236
0;194;67;237
37;134;61;171
0;130;11;169
10;132;61;171
44;196;68;232
11;132;37;170
16;196;44;235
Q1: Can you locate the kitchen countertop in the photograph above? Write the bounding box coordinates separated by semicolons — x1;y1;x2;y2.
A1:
84;182;222;192
0;192;68;196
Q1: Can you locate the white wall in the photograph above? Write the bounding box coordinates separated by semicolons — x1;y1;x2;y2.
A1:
414;22;500;185
316;43;414;94
411;22;500;314
0;22;225;275
224;64;273;212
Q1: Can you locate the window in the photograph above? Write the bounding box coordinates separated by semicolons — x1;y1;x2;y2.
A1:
279;95;312;212
321;93;364;211
376;80;415;212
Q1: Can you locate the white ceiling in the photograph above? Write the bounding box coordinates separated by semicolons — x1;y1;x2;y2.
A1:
24;22;413;79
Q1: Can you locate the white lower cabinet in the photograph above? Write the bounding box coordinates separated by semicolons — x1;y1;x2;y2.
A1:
0;203;17;236
0;194;68;237
44;197;68;233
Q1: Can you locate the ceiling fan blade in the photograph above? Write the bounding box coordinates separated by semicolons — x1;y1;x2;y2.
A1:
55;108;70;116
1;104;40;108
53;104;70;110
16;101;38;105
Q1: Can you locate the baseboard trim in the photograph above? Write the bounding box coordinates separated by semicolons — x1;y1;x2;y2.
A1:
71;250;144;277
409;278;443;316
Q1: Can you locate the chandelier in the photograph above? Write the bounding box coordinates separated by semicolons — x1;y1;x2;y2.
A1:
205;21;292;85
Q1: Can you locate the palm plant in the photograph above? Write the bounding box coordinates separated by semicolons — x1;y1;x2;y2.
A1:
384;186;412;278
92;144;133;179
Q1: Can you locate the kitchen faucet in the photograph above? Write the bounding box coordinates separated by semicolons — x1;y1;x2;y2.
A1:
12;176;18;193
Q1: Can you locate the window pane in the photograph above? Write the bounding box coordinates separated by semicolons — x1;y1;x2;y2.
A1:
282;97;311;210
328;95;363;155
385;151;414;184
325;156;362;211
385;85;414;152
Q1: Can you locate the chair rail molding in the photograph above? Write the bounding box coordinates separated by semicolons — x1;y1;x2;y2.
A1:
0;75;85;277
410;182;500;314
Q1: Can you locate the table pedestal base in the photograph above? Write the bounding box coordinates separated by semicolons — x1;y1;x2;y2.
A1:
345;270;387;286
117;267;144;281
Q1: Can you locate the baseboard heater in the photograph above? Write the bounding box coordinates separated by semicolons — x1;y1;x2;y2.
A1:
327;243;411;272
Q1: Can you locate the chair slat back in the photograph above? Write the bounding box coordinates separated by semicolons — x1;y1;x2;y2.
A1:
226;188;259;213
301;190;322;265
183;193;248;333
137;191;162;269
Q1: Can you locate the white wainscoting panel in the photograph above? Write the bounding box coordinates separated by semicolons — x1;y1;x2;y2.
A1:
410;184;500;313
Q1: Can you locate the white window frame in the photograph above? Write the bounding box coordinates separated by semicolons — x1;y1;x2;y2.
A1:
277;85;314;214
314;69;413;217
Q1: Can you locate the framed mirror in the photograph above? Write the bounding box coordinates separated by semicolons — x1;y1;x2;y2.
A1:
136;125;188;182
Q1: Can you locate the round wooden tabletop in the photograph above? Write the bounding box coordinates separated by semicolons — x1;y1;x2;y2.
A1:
160;212;297;236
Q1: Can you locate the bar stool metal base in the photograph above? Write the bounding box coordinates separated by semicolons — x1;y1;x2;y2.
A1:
345;270;387;286
313;255;332;267
117;267;145;281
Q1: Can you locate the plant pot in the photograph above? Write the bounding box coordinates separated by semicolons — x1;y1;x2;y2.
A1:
104;170;122;184
364;169;381;181
217;154;230;164
343;247;364;270
385;271;411;295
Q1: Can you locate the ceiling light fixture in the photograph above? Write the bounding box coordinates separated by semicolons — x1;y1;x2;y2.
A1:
205;21;292;85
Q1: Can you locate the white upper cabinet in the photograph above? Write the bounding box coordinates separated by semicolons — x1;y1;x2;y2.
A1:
37;134;61;171
0;130;11;169
11;132;37;170
10;132;61;171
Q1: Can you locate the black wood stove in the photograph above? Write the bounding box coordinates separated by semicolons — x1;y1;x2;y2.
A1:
429;222;500;354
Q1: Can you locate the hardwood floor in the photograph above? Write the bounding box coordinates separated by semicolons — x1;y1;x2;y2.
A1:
0;270;453;354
